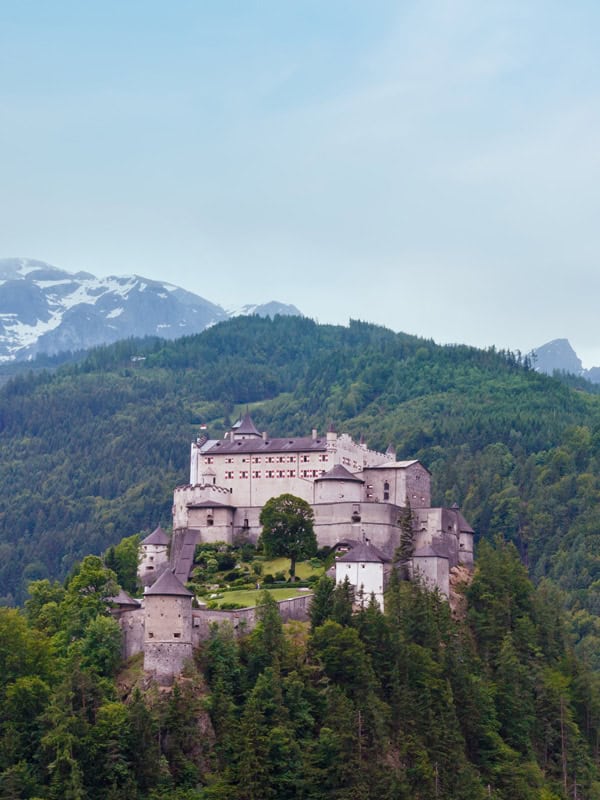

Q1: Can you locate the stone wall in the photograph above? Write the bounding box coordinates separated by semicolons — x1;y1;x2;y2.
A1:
117;608;145;660
118;593;313;663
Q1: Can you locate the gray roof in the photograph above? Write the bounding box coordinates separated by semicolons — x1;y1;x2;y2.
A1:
367;459;431;473
413;544;450;560
204;435;327;455
110;589;140;607
186;500;235;509
141;525;170;546
337;542;390;563
315;464;364;483
235;412;261;436
146;568;194;597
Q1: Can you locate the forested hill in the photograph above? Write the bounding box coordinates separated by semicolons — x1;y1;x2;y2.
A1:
1;317;600;643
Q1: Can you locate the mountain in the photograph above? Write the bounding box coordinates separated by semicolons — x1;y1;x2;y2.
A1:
532;337;600;383
2;311;600;680
0;258;301;362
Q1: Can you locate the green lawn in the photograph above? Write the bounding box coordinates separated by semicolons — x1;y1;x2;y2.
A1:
205;587;311;608
261;557;324;580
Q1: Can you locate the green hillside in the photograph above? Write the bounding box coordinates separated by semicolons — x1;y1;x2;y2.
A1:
1;316;600;648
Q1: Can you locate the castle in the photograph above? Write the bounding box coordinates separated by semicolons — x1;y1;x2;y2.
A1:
123;415;475;683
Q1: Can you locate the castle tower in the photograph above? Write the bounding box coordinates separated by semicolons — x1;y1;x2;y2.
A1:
143;569;193;684
335;541;390;610
138;525;170;587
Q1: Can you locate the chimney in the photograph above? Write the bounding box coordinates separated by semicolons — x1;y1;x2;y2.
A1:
262;431;268;442
312;428;317;441
326;422;337;444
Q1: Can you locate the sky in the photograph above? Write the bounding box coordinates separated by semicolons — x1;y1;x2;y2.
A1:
2;1;600;365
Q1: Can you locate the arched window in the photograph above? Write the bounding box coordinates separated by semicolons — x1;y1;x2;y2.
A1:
383;481;390;501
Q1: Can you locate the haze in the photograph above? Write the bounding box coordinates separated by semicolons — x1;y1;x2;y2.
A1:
2;1;599;365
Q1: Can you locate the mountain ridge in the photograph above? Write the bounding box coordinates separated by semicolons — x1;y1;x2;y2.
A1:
0;257;301;362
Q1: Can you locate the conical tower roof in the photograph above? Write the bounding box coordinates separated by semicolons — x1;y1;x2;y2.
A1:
141;525;170;546
235;412;261;437
146;569;193;597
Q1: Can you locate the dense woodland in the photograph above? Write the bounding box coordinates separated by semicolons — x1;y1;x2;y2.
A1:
1;315;600;660
2;540;600;799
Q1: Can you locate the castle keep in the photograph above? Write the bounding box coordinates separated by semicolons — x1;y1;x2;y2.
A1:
125;415;475;683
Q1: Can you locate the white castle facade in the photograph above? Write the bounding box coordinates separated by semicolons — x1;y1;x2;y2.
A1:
167;413;474;595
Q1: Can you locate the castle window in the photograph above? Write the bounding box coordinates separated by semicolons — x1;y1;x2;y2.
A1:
204;456;214;464
225;471;234;479
252;456;261;464
266;456;275;463
288;470;296;478
252;470;261;479
173;632;181;638
384;482;390;501
240;471;248;479
288;456;295;463
276;470;285;478
148;632;154;638
302;455;310;462
318;454;329;462
243;518;249;528
207;517;214;526
266;470;275;478
226;457;234;464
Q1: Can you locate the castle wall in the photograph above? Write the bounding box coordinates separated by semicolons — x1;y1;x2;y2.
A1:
190;430;389;509
117;608;145;659
144;642;194;685
190;594;312;643
313;501;402;553
335;560;385;609
362;463;431;508
186;506;235;544
118;595;313;669
173;484;234;530
314;478;362;504
412;556;450;597
459;531;474;567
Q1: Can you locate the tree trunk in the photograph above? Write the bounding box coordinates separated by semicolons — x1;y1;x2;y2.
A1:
289;555;296;581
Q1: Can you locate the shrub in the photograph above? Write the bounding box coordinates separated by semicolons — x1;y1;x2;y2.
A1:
263;574;275;584
240;543;257;562
224;570;241;582
219;601;247;610
274;571;287;582
217;553;236;571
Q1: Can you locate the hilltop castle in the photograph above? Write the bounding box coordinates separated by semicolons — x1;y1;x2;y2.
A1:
124;415;475;682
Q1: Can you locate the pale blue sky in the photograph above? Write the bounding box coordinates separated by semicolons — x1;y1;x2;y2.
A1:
2;1;600;363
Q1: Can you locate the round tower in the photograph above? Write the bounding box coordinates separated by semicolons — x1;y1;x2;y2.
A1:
138;525;170;587
143;569;193;685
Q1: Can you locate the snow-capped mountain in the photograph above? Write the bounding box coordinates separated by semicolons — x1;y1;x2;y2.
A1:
0;258;301;362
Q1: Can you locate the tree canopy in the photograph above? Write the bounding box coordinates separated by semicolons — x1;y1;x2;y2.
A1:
258;494;317;580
